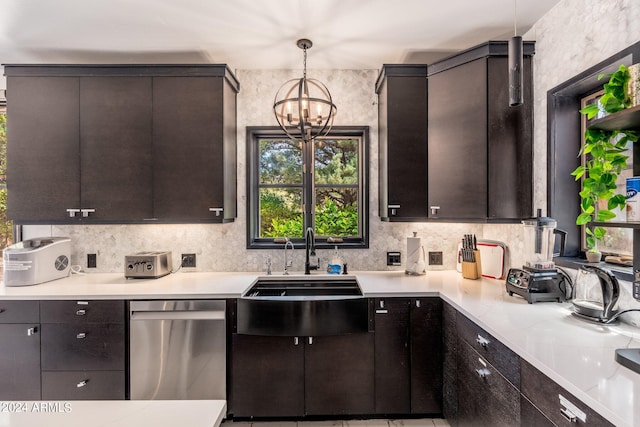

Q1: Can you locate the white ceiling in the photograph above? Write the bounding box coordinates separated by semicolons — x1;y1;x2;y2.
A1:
0;0;559;71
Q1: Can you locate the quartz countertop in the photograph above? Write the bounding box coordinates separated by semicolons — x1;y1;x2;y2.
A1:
2;270;640;426
0;400;226;427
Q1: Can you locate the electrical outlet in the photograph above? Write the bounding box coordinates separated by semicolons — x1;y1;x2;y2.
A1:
182;253;196;268
428;251;443;266
387;251;401;266
87;253;97;268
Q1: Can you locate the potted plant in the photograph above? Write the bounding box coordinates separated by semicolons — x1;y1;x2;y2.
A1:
572;64;639;261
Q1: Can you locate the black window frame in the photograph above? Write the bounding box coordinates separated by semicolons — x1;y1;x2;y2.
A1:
548;41;640;282
246;126;369;250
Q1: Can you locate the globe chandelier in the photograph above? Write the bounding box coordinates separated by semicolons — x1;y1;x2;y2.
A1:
273;38;337;143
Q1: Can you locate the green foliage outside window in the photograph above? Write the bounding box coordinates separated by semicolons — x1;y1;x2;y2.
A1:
258;137;360;239
0;111;12;249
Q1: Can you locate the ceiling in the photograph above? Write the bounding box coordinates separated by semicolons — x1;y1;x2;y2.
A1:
0;0;559;71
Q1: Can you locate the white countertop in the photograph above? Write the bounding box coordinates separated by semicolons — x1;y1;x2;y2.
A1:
0;400;226;427
2;270;640;426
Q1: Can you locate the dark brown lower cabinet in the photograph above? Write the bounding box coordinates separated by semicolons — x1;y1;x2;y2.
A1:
520;395;555;427
520;359;615;427
373;298;442;416
230;334;304;418
457;340;520;427
442;302;458;424
230;332;374;418
305;333;375;416
0;323;41;400
41;370;125;400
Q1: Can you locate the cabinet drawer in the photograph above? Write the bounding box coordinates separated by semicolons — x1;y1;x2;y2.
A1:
0;300;39;323
520;359;614;427
457;312;520;388
41;323;125;371
41;370;125;400
41;300;125;323
457;340;520;426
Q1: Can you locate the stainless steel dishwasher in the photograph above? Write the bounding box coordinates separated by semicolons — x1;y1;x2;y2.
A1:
129;300;226;400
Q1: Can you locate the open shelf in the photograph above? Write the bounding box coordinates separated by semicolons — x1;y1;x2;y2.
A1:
587;104;640;131
590;221;640;229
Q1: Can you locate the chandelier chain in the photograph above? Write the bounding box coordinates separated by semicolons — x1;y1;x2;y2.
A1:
303;46;307;78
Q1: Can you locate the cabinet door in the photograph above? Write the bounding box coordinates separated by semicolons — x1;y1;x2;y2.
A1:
0;324;41;399
410;298;443;414
427;58;488;219
42;370;125;400
379;75;429;220
305;332;375;416
486;57;534;219
442;302;459;424
80;76;153;220
374;298;410;414
457;340;520;427
153;77;230;221
6;76;80;221
230;334;304;418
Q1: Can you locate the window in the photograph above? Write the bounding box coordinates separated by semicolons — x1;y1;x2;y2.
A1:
247;126;368;249
579;92;632;257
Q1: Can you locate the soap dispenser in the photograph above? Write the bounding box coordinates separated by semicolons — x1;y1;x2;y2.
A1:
327;246;342;274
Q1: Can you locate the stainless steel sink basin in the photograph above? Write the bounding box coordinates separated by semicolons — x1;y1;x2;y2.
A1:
243;276;362;299
237;276;370;337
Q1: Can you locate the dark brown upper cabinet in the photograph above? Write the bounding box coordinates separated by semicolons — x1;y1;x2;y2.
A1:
4;65;239;224
427;41;534;221
376;65;429;221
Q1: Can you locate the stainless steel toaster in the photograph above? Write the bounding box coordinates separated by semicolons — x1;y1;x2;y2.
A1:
125;251;172;279
3;237;72;286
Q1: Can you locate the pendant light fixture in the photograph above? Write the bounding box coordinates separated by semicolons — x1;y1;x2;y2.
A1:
273;39;337;143
508;0;523;107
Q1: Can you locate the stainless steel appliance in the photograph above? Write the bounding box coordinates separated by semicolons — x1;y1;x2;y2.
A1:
505;210;570;303
125;251;172;279
3;237;71;286
129;300;226;400
572;265;620;323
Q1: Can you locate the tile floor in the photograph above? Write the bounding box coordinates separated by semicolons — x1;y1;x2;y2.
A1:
222;419;450;426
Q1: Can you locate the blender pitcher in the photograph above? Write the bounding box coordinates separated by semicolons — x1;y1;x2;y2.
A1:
523;209;565;270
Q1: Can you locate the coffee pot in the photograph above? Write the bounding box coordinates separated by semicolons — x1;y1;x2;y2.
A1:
572;265;620;323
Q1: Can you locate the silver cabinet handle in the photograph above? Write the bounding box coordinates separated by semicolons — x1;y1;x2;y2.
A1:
76;309;86;316
27;327;37;336
308;337;313;345
476;335;490;347
208;208;223;217
430;206;440;215
379;300;385;308
388;205;400;216
560;407;577;423
416;300;421;308
80;208;95;217
66;208;81;218
76;380;88;388
376;309;388;314
475;368;490;378
294;337;299;345
77;301;89;305
76;332;86;339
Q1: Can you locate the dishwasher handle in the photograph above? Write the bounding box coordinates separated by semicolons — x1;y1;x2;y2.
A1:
130;310;225;321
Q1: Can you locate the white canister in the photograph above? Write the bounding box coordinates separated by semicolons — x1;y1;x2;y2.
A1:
627;177;640;222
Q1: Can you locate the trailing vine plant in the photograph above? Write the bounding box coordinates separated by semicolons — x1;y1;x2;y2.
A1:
572;64;639;251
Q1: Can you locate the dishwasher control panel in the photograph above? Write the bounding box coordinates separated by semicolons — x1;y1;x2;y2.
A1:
125;251;172;279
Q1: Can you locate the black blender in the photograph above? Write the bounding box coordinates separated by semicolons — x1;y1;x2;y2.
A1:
506;210;570;303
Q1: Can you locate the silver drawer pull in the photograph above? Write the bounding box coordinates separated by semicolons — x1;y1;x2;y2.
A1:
308;337;313;345
76;380;89;388
430;206;440;215
76;309;86;316
376;309;388;314
80;208;95;217
76;332;86;339
560;407;577;423
416;300;421;308
208;207;223;216
476;335;490;347
27;327;37;336
66;208;81;217
294;337;299;345
76;301;89;305
475;368;490;378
